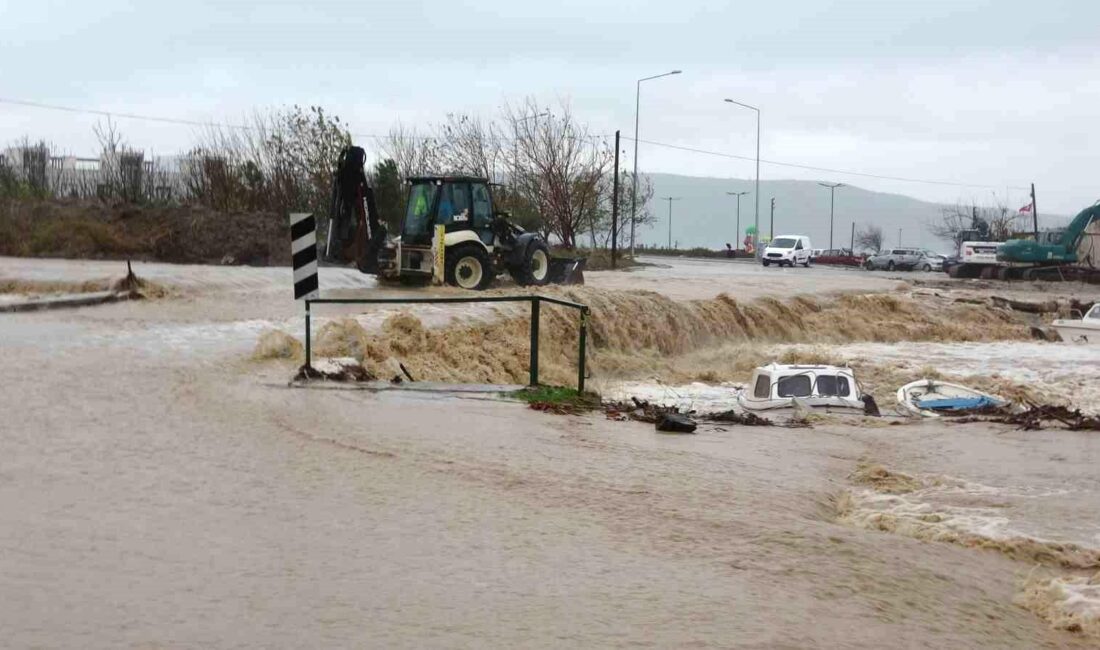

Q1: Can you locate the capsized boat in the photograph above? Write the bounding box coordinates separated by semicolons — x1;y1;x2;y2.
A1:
1051;303;1100;344
896;379;1006;417
737;363;864;411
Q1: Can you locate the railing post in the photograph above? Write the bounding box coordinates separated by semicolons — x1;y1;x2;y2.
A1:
529;297;540;386
305;300;312;368
577;306;588;393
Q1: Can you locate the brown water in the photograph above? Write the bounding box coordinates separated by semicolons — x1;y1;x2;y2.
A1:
3;255;1099;647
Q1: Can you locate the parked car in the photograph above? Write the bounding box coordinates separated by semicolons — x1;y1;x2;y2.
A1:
762;235;813;267
811;248;824;260
917;251;946;272
864;248;924;271
814;248;863;267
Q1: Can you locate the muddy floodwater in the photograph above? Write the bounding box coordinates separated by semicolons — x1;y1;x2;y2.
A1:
2;255;1099;648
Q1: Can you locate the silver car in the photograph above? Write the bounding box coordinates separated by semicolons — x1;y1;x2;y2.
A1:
864;248;924;271
917;251;945;272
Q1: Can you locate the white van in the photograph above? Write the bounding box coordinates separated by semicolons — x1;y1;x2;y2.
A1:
762;235;813;267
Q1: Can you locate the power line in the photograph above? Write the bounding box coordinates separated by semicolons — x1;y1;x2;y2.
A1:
621;135;1027;191
0;97;394;140
1;96;1027;191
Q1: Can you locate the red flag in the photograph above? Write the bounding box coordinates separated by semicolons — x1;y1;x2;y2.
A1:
1019;202;1032;213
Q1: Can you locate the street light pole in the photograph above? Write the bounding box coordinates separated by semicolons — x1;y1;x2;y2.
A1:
727;190;749;251
631;69;682;259
724;99;760;258
661;196;681;248
818;182;844;250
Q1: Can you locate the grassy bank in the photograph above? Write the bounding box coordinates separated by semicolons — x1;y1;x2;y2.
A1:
0;198;290;265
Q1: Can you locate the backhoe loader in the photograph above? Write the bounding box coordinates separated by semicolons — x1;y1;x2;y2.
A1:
322;146;584;289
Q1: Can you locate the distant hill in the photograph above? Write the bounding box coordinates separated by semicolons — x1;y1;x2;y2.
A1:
636;173;958;253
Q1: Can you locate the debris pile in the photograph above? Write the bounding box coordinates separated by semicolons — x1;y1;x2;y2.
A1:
999;403;1100;431
294;361;376;383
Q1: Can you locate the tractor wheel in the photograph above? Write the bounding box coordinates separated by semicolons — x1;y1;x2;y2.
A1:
445;244;494;290
512;240;551;286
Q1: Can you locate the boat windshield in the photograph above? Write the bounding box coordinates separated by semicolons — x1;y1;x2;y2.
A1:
816;375;851;397
777;375;812;397
754;374;771;398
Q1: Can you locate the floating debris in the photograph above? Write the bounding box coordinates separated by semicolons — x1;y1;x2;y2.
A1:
655;413;697;433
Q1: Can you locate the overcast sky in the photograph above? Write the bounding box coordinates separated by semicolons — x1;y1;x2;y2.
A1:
2;0;1097;213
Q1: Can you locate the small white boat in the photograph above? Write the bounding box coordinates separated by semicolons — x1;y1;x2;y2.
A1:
896;379;1006;418
1051;304;1100;344
738;363;864;411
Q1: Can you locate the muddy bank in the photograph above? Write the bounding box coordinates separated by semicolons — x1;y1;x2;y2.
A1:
0;198;289;265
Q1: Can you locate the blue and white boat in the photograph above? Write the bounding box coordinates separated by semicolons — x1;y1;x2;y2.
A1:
896;379;1006;418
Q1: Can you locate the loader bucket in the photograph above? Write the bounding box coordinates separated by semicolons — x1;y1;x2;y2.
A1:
547;256;586;285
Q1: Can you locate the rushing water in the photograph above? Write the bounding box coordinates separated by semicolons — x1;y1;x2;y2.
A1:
3;256;1099;647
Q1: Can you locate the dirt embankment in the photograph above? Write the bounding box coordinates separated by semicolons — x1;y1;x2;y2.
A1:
255;287;1030;388
0;199;290;266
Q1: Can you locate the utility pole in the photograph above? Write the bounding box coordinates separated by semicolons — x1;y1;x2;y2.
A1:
1030;183;1040;239
850;222;855;253
898;228;902;247
769;197;775;241
818;182;844;250
661;196;681;248
727;190;749;251
611;130;620;269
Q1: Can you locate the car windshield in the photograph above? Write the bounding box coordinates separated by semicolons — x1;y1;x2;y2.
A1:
771;238;797;249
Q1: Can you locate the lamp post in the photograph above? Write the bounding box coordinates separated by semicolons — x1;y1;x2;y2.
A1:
631;69;682;258
727;190;749;252
723;99;760;259
818;182;844;250
661;196;681;248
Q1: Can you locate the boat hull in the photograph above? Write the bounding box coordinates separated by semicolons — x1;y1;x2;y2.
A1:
1051;323;1099;344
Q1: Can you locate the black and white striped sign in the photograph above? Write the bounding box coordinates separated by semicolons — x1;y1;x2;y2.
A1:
289;212;319;300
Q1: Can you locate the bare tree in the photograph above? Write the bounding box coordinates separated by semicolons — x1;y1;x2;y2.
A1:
930;200;1027;246
855;225;884;253
506;99;613;249
382;122;438;180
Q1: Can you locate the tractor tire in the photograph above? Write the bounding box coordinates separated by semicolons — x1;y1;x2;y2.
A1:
445;244;494;290
511;240;551;286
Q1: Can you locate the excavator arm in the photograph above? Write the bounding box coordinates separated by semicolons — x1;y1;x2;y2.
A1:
323;146;387;272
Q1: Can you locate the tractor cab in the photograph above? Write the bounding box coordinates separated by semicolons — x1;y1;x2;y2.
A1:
401;177;497;247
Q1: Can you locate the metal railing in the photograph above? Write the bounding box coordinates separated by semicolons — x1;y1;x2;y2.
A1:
304;295;590;392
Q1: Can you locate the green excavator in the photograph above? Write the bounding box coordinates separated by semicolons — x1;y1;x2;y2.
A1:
996;201;1100;280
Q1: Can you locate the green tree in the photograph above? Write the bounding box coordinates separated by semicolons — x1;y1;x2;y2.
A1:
371;158;405;234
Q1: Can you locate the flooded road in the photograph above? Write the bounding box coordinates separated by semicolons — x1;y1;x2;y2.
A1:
2;255;1099;647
